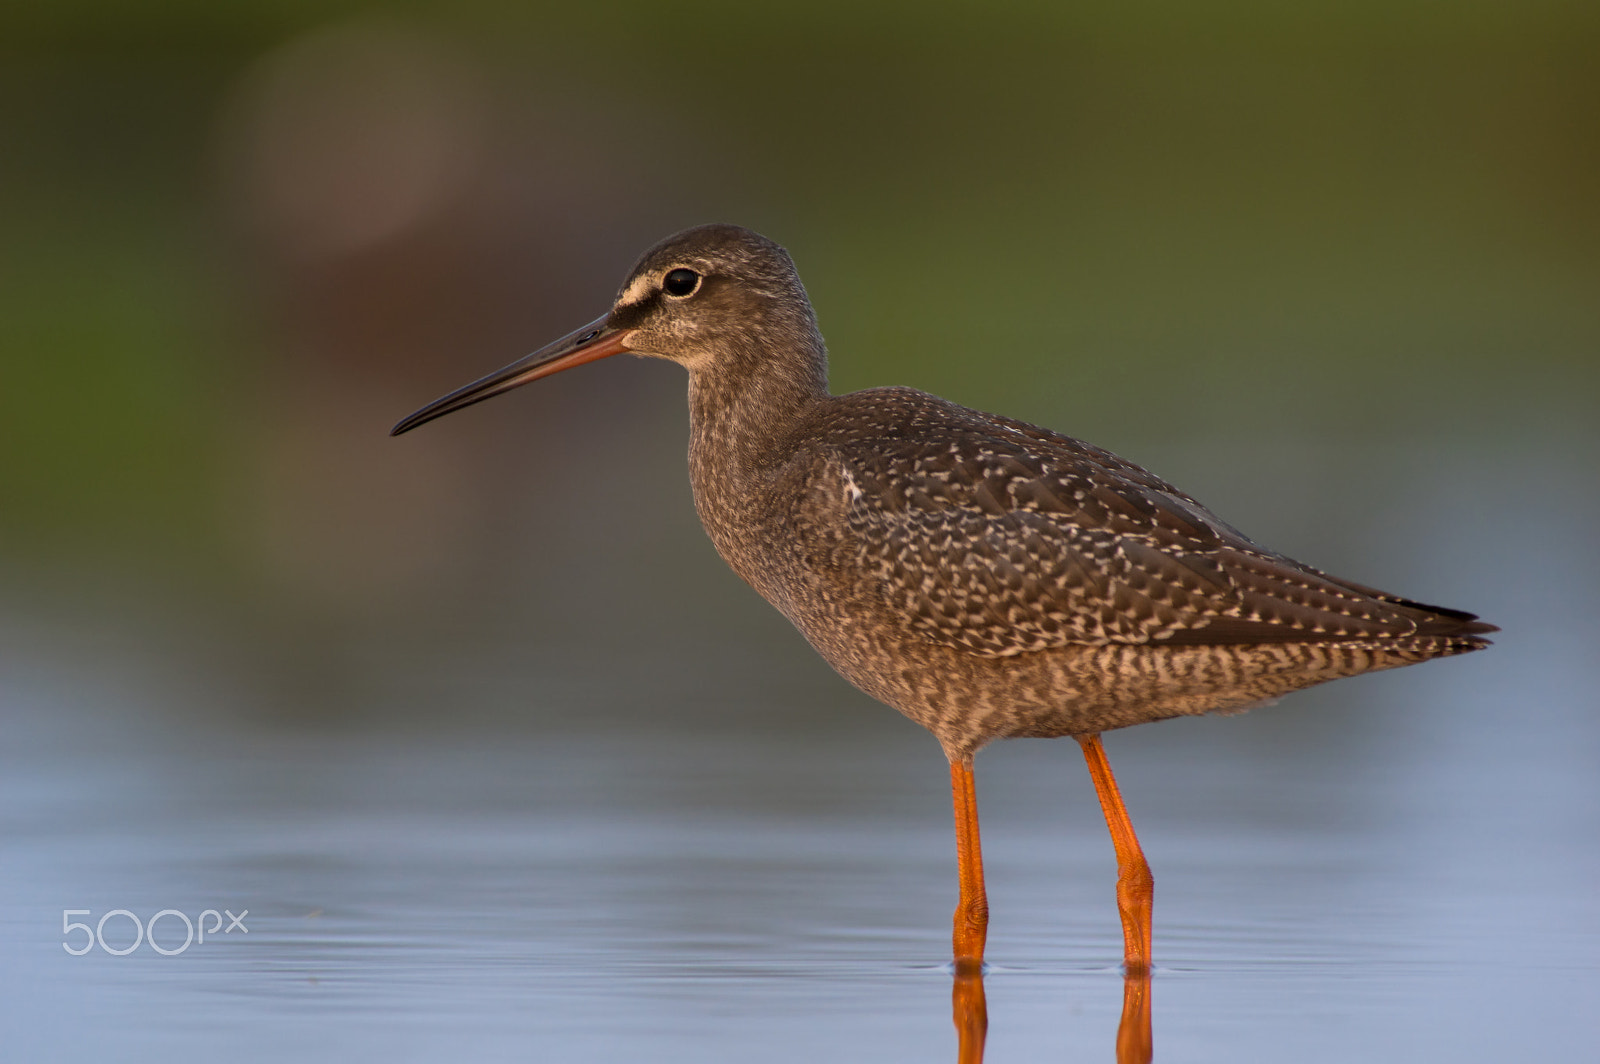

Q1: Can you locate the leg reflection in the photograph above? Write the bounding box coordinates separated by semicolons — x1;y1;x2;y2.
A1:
947;964;1150;1064
951;960;987;1064
1117;968;1153;1064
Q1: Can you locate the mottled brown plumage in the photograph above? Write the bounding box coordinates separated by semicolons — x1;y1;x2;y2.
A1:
392;223;1494;972
690;378;1490;759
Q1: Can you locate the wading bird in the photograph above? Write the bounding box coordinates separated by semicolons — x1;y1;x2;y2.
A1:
392;224;1494;975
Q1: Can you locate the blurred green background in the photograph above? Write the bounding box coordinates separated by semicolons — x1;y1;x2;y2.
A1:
1;1;1595;715
3;6;1597;1060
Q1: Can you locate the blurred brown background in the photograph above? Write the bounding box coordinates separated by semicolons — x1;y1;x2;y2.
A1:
1;2;1595;727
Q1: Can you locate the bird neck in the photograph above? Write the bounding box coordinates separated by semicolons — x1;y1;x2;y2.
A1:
685;330;829;516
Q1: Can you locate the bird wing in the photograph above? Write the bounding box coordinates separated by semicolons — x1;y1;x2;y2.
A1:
821;390;1485;657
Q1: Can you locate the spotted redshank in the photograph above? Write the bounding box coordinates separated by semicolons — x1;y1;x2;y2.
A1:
392;224;1495;975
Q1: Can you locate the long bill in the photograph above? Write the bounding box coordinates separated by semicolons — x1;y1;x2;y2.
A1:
390;315;634;436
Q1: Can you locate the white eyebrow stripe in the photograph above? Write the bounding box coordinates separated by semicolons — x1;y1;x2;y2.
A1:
620;272;657;306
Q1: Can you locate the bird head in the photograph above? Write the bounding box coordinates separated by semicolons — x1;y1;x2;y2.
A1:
391;224;822;436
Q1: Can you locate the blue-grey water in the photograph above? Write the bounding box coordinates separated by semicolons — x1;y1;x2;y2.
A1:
3;435;1596;1062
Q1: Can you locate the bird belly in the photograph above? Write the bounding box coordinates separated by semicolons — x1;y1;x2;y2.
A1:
754;565;1465;761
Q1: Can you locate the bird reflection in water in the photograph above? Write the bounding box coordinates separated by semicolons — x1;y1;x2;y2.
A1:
952;962;988;1064
950;965;1151;1064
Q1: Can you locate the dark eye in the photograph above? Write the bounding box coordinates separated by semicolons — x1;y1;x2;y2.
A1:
662;268;701;297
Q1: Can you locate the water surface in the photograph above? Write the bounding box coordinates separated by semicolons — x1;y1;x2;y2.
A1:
3;441;1597;1062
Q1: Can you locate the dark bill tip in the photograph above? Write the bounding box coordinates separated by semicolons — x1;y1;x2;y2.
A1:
390;317;631;436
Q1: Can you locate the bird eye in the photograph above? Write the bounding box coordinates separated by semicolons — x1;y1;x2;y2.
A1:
662;268;701;297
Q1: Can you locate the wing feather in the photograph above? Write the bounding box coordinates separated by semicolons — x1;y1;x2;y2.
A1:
822;391;1489;657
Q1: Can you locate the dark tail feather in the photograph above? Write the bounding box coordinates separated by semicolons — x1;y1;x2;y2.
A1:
1319;574;1498;637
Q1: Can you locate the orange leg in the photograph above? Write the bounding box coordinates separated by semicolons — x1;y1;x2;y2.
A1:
949;758;989;969
1077;734;1154;976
